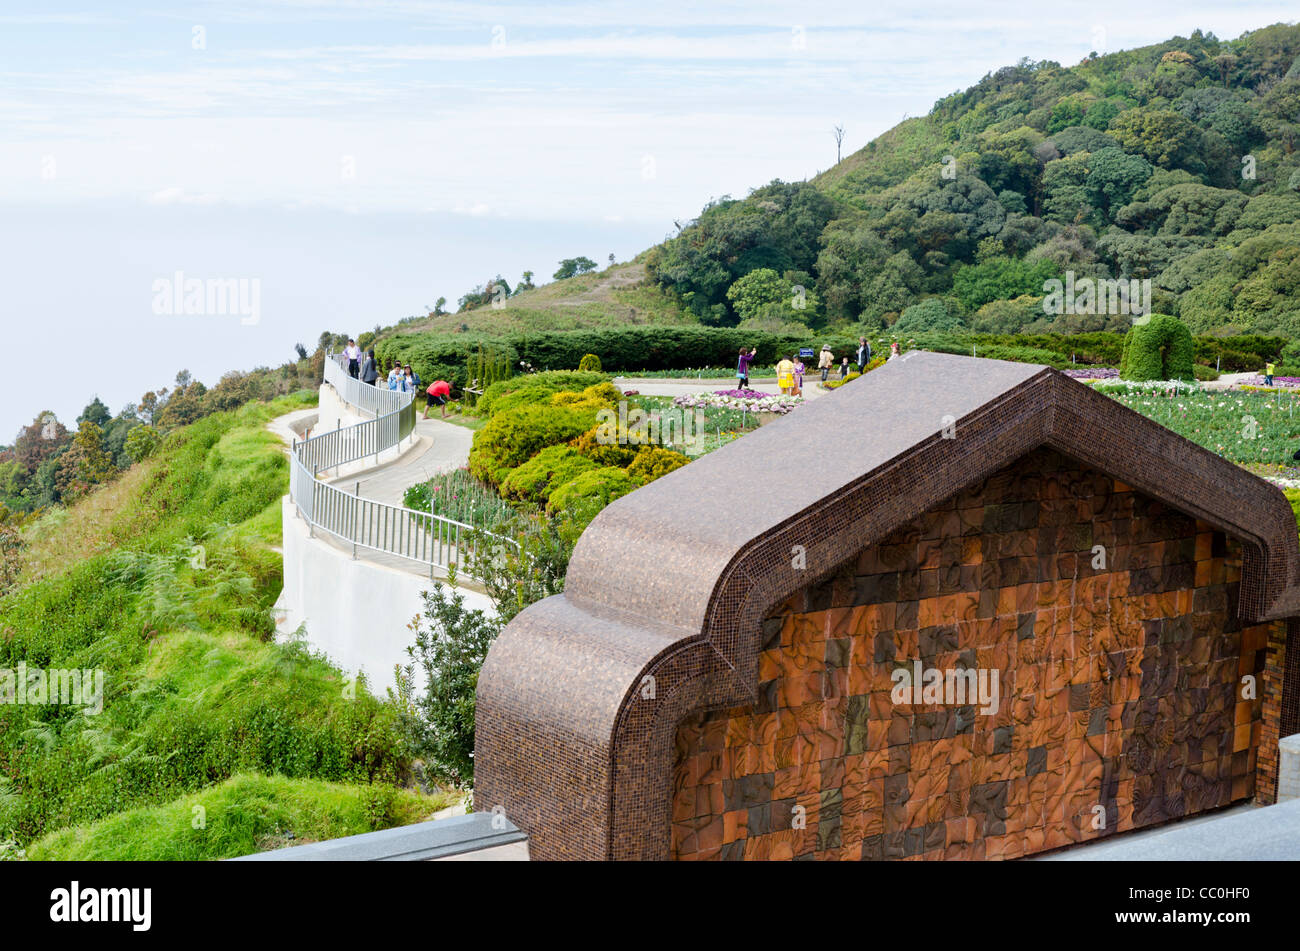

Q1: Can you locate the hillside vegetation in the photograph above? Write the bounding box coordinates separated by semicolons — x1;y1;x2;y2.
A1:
382;23;1300;367
0;394;446;859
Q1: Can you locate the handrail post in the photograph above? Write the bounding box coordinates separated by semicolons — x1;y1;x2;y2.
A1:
352;482;359;559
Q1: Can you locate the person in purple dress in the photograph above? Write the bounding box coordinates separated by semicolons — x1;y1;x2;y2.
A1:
736;346;757;390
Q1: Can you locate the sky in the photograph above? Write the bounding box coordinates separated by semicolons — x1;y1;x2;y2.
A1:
0;0;1295;439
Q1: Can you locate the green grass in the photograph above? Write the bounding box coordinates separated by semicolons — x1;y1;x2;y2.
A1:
25;773;456;860
0;392;418;853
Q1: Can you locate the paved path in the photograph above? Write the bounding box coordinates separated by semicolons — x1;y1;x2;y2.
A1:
330;416;473;505
613;376;832;400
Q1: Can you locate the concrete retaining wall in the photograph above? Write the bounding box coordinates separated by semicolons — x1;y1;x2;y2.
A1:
274;495;495;695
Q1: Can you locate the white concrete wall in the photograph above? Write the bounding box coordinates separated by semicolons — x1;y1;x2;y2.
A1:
274;495;496;696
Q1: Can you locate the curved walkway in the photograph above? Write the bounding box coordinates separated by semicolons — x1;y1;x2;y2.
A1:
328;416;473;509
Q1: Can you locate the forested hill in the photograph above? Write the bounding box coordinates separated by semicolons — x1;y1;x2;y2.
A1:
641;23;1300;339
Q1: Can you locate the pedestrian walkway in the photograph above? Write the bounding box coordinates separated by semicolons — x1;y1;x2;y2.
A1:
329;416;473;507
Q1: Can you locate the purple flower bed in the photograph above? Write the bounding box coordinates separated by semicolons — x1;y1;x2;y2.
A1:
1061;367;1119;379
1242;375;1300;388
713;388;769;399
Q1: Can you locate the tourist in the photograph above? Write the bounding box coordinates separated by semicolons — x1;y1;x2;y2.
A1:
818;345;833;383
343;339;363;378
856;336;872;373
776;353;796;396
360;349;378;385
840;356;850;379
424;380;452;419
1266;361;1276;387
386;363;401;389
736;346;757;390
792;354;805;396
888;342;902;361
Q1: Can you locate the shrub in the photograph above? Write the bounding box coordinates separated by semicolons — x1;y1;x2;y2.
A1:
468;403;600;485
547;467;637;515
399;582;502;786
892;298;965;334
578;353;603;372
548;382;622;412
570;426;639;466
1119;315;1196;381
823;372;861;390
477;370;608;416
499;446;599;504
626;446;691;486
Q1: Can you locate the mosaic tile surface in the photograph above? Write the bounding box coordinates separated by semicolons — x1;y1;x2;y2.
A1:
670;449;1275;860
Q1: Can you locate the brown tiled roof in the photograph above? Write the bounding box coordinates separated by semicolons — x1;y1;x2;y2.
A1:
474;351;1300;859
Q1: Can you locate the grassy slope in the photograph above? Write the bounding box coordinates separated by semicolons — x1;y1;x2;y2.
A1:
383;261;693;339
0;393;445;859
27;773;454;860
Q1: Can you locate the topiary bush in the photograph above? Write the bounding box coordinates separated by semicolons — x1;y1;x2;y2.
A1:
578;353;603;372
547;466;636;515
498;445;599;504
1119;314;1196;381
468;403;600;485
626;446;691;486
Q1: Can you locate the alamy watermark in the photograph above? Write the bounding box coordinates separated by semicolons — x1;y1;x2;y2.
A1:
595;401;707;451
0;664;104;714
152;272;261;325
891;660;999;715
1042;271;1151;318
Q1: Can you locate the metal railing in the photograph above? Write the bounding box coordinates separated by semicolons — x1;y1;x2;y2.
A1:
288;352;514;577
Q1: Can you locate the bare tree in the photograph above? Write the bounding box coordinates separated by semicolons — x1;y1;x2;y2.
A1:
833;124;846;164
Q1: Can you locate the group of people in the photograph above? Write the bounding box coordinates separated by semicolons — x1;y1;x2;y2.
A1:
341;338;452;419
744;336;902;396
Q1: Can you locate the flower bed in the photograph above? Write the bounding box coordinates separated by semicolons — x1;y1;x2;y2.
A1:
1089;378;1201;394
1240;375;1300;388
671;390;804;414
1061;367;1119;380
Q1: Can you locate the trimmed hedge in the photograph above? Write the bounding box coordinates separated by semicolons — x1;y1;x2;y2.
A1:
1120;315;1196;381
377;325;1285;389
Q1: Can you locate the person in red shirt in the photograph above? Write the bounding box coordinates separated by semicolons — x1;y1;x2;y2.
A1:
424;379;452;419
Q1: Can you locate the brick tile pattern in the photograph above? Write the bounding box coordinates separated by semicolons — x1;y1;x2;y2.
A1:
670;449;1277;860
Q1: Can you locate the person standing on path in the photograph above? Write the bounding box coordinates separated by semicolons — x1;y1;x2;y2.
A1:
736;346;757;391
424;380;452;419
344;339;362;378
856;336;872;374
818;345;834;383
776;353;796;396
387;363;401;389
1266;361;1276;387
360;349;378;385
840;356;850;379
792;354;805;396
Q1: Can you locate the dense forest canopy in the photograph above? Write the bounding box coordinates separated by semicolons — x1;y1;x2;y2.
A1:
644;24;1300;339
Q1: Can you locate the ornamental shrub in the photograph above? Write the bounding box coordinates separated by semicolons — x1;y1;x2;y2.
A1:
570;426;639;466
547;466;636;514
578;353;603;372
468;403;600;485
477;370;608;416
626;446;691;486
1119;314;1196;381
498;446;599;504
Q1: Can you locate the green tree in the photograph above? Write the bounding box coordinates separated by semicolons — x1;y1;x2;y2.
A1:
553;256;598;280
